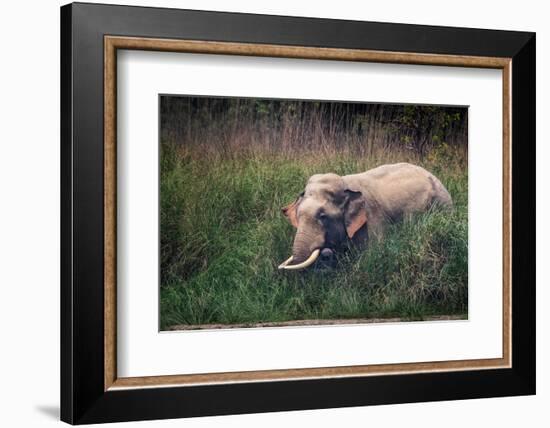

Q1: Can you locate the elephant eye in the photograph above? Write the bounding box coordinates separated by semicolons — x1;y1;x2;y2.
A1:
317;211;328;221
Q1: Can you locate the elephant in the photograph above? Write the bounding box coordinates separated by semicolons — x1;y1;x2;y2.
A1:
278;162;453;271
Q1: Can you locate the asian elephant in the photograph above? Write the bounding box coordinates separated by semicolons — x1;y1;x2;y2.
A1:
278;162;452;270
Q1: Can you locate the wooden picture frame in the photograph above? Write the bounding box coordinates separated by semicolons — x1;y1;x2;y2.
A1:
61;2;535;424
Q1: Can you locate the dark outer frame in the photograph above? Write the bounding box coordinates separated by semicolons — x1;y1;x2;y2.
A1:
60;2;535;424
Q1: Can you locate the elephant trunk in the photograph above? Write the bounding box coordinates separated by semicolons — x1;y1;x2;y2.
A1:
291;229;316;264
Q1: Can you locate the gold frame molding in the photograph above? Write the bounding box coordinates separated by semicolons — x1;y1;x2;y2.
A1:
104;35;512;391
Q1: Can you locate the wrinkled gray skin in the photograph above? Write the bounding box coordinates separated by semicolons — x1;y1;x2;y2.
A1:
281;162;452;269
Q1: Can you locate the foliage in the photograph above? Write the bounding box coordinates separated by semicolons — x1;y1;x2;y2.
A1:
159;121;468;328
160;97;467;159
388;105;465;156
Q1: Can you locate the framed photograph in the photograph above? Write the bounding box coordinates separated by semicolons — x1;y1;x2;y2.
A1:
60;2;535;424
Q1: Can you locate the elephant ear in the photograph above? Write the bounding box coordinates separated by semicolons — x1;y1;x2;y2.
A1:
344;189;367;239
281;193;303;228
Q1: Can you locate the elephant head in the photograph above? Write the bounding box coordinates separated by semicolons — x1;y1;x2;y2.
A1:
278;173;368;270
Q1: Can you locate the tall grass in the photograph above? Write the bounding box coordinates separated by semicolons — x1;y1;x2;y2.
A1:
160;98;468;329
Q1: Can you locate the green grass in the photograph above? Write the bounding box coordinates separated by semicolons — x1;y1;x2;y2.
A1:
160;143;468;329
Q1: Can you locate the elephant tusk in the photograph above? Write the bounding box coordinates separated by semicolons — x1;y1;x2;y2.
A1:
278;255;294;269
278;249;320;271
